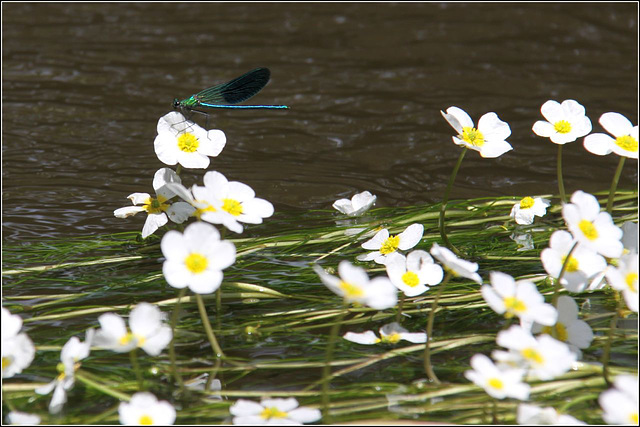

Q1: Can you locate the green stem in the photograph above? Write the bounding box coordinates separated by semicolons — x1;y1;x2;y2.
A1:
196;293;225;359
76;371;131;401
396;293;406;323
557;144;566;203
551;241;580;305
424;272;451;384
169;288;187;391
322;306;348;424
439;148;467;256
606;156;626;214
602;291;623;386
129;348;144;390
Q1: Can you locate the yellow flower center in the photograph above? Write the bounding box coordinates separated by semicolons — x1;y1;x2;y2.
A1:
118;332;135;346
339;281;364;298
625;272;638;293
144;195;169;215
222;198;243;216
521;347;544;365
381;333;402;344
138;414;154;425
488;377;503;390
561;255;580;273
578;219;598;241
629;412;638;425
261;407;288;419
193;200;217;219
380;235;400;255
402;271;420;287
541;322;569;342
503;297;527;315
519;197;535;209
177;132;199;153
614;135;638;153
2;356;11;371
185;253;208;274
554;120;572;134
461;127;485;147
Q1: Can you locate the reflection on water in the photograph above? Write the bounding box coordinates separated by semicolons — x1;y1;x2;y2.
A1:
2;3;637;242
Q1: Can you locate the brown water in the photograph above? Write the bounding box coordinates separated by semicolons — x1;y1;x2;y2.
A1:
2;3;637;243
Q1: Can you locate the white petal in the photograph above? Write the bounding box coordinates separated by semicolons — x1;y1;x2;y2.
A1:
344;331;379;345
599;112;633;137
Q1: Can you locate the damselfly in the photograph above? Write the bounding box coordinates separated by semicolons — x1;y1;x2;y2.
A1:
173;67;289;114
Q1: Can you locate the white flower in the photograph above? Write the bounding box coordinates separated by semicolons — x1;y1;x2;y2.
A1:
441;107;513;158
510;197;550;225
5;411;42;425
605;251;638;312
154;111;226;169
358;223;423;265
430;243;482;283
541;230;607;293
482;271;557;328
161;222;236;294
119;392;176;425
517;404;585;425
94;303;172;356
464;353;530;400
114;168;195;239
532;295;593;358
197;171;274;234
583;112;638;159
35;329;94;414
333;191;377;216
2;307;35;378
314;261;397;310
230;398;321;425
510;231;535;251
493;325;576;380
344;322;427;345
532;100;592;144
599;375;638;425
385;251;443;296
562;190;623;258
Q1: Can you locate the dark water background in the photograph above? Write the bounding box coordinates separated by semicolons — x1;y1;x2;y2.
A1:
2;3;638;243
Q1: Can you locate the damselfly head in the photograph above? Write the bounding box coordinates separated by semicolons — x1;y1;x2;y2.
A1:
172;98;181;109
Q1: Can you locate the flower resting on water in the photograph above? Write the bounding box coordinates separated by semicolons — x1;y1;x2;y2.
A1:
358;223;424;265
584;112;638;159
598;374;638;425
314;261;397;310
464;353;530;400
344;322;427;345
510;196;550;225
441;106;513;158
2;307;35;379
94;303;172;356
35;329;94;414
430;243;482;284
119;392;176;425
385;250;443;297
532;295;593;358
532;100;592;144
562;190;623;259
154;111;226;169
605;251;638;312
540;230;607;293
493;325;576;380
517;404;585;425
230;398;321;425
161;222;236;294
333;191;377;216
482;271;557;328
114;168;195;238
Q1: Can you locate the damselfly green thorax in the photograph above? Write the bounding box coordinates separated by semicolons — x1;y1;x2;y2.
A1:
173;67;289;114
